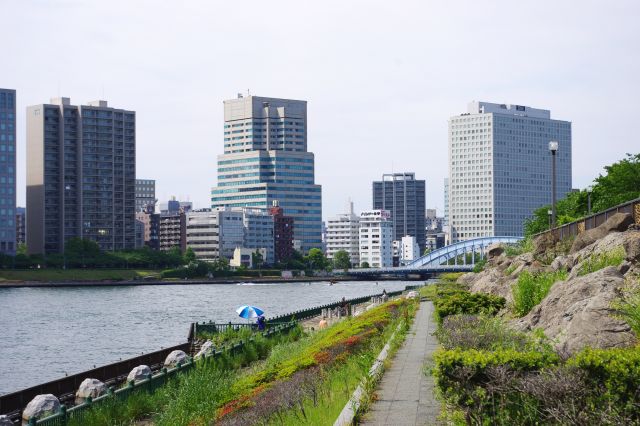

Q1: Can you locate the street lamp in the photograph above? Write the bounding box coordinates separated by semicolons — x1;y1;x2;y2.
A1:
587;185;593;215
547;209;553;228
549;141;558;227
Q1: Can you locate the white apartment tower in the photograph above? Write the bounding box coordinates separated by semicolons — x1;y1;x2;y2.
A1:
448;102;571;242
325;201;360;266
359;210;393;268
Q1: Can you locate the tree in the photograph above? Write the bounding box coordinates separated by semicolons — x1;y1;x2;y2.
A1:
304;248;329;271
361;261;370;269
332;250;351;271
16;243;27;256
251;249;264;270
183;247;197;264
523;153;640;237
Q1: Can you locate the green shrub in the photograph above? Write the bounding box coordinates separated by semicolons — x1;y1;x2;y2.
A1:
504;238;533;257
435;314;549;352
472;259;487;273
578;246;626;276
433;290;505;323
512;270;567;317
439;272;465;283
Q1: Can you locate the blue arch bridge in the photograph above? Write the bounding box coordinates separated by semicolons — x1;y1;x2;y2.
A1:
342;236;522;278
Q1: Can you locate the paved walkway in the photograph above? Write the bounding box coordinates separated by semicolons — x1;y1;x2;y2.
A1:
362;301;439;426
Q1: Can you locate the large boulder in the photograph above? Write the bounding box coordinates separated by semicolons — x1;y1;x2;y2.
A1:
164;350;188;368
22;394;60;423
0;415;13;426
75;378;107;403
126;365;152;383
514;267;636;354
533;232;559;257
469;268;515;303
623;231;640;263
195;340;214;359
570;213;634;254
486;244;505;261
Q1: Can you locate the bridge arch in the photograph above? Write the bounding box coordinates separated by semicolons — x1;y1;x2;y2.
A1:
403;236;522;269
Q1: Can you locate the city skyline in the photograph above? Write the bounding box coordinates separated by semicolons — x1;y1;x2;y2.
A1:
2;1;640;221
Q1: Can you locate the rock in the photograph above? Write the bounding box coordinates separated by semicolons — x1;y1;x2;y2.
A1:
127;365;152;383
570;213;634;254
469;269;515;303
514;267;636;355
405;290;419;299
164;350;187;368
0;415;13;426
533;232;559;257
623;231;640;263
195;340;214;359
22;394;60;423
487;244;505;260
551;255;573;272
457;272;477;286
75;378;107;403
619;261;632;275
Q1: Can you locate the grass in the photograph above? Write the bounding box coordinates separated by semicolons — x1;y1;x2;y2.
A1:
504;238;533;257
512;270;568;317
613;279;640;336
0;268;160;282
578;246;626;276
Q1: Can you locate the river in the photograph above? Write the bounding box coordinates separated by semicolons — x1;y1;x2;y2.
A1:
0;280;412;395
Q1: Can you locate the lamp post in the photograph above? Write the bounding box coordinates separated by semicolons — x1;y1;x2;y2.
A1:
547;209;553;228
548;141;558;227
587;185;593;215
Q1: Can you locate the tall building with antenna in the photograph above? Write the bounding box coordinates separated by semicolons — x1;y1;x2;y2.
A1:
211;94;322;253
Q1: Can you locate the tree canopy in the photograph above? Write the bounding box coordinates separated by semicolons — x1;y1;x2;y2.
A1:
332;250;351;270
524;153;640;237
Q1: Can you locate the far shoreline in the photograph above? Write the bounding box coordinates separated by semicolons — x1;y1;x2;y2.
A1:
0;275;420;289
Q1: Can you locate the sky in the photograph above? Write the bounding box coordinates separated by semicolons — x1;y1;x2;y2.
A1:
2;0;639;219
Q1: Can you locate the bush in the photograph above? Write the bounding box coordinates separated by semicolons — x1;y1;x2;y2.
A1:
578;246;626;276
472;259;487;273
504;238;533;257
435;314;547;352
433;290;505;323
512;270;567;317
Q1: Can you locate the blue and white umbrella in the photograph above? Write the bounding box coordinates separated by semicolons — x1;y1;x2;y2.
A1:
236;305;265;319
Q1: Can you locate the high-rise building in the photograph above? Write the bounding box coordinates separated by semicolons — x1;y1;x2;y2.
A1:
448;101;572;242
372;173;426;251
211;94;322;253
27;98;136;254
136;205;160;250
135;179;156;212
0;89;16;255
325;201;360;267
268;202;294;264
359;210;393;268
16;207;26;246
443;178;450;226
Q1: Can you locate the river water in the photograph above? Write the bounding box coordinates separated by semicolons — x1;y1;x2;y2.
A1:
0;280;411;395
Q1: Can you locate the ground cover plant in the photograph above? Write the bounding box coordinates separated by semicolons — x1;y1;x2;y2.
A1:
578;246;626;276
67;326;302;426
512;270;568;317
214;298;417;425
613;278;640;335
432;290;505;323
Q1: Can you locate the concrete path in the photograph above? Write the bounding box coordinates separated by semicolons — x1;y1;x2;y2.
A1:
362;301;439;426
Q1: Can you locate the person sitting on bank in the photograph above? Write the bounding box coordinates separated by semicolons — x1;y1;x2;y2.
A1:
256;315;266;331
319;316;328;329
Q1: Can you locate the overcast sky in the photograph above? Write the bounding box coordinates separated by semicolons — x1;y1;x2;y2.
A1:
3;0;639;219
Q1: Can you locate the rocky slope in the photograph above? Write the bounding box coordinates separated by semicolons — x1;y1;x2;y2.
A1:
458;213;640;354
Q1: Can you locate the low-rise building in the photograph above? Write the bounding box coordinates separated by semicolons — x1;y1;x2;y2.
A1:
230;247;268;268
359;210;393;268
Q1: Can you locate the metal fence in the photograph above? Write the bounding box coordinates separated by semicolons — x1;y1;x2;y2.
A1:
534;197;640;241
31;322;297;426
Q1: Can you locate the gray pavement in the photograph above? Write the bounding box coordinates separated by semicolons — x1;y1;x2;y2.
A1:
361;301;439;426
